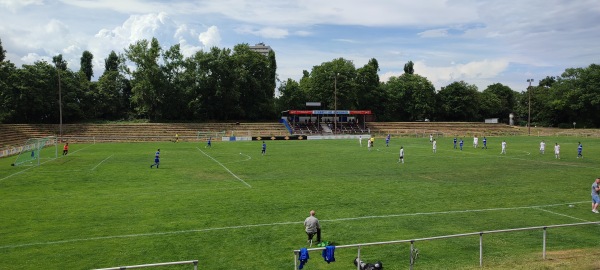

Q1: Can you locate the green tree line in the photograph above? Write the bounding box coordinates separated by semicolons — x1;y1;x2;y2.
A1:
1;36;599;127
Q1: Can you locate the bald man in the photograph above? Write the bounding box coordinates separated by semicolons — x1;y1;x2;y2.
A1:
304;210;321;246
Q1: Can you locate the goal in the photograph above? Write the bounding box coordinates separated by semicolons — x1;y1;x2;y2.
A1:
12;136;58;166
197;131;226;141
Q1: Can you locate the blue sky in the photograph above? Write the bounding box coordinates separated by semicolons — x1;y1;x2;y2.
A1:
1;0;599;92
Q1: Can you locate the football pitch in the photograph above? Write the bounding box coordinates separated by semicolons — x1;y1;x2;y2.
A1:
1;136;599;269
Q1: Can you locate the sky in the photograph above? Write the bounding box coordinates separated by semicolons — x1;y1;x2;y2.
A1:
1;0;599;93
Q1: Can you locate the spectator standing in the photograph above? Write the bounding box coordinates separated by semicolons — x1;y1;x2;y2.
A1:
591;178;600;213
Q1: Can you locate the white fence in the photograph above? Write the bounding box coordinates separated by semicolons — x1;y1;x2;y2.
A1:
93;260;198;270
293;221;600;270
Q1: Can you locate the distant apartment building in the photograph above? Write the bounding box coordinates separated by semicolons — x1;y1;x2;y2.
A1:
249;42;273;56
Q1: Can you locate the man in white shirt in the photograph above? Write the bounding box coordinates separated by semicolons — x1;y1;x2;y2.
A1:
554;143;560;159
540;141;545;154
501;141;507;154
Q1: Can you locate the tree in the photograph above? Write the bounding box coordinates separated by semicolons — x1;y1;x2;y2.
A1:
52;54;67;71
436;81;480;121
161;44;190;120
0;61;18;122
481;83;517;123
306;58;357;111
80;50;94;81
382;73;435;121
275;78;306;113
0;37;6;62
104;51;120;73
355;58;385;117
403;60;414;75
231;44;276;120
124;38;164;120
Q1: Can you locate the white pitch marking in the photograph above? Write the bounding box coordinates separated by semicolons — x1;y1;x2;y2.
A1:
91;155;114;171
0;201;588;250
197;148;251;188
533;207;592;223
221;153;252;164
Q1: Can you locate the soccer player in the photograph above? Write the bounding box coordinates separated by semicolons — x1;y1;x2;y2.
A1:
540;140;546;154
482;137;487;149
459;138;464;151
261;141;266;155
367;138;372;151
386;134;390;147
592;178;600;213
501;141;507;154
175;133;179;143
370;137;375;148
453;137;457;149
399;146;404;164
429;134;433;143
63;142;69;155
150;148;160;168
359;135;362;147
432;139;437;153
473;136;478;148
577;142;583;158
207;137;212;148
554;143;560;159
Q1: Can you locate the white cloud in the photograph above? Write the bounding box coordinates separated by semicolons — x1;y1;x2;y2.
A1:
418;28;449;38
199;26;221;48
21;52;45;63
0;0;43;12
235;25;289;39
381;59;510;90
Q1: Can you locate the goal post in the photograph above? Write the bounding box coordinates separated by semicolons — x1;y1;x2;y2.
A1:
12;136;58;167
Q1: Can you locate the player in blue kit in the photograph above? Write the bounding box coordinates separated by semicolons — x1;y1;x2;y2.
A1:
482;137;487;149
150;149;160;168
261;141;267;155
577;142;583;158
459;138;464;150
386;134;390;147
453;137;457;149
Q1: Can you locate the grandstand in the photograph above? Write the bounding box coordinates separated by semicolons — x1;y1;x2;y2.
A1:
0;123;289;146
3;122;599;151
367;122;525;137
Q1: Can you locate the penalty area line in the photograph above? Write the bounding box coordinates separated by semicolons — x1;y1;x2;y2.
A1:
91;155;114;171
196;148;251;188
0;201;587;250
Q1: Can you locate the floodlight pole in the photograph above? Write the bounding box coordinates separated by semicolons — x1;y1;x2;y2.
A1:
527;79;534;135
334;73;339;135
56;64;63;139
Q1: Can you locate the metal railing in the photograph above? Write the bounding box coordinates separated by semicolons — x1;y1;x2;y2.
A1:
93;259;198;270
293;221;600;270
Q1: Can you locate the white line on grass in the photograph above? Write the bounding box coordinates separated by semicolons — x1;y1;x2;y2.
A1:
196;147;251;188
533;207;592;223
91;155;114;171
221;153;252;164
0;201;587;250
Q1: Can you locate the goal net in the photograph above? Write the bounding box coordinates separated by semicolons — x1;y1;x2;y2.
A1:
197;131;226;141
12;136;58;166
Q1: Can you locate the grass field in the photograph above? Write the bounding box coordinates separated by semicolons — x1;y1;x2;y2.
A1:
1;135;600;269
